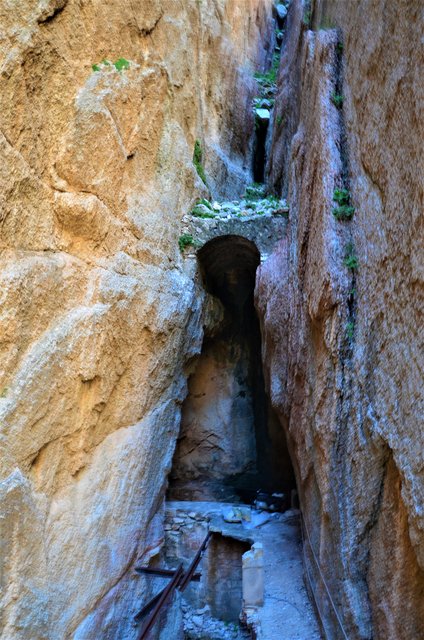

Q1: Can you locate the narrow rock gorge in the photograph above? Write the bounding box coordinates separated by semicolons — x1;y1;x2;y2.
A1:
0;1;423;640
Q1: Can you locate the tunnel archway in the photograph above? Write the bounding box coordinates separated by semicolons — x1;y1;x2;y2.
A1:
169;234;295;503
197;235;261;314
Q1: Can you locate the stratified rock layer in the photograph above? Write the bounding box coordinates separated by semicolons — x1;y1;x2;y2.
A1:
0;2;274;638
257;1;424;638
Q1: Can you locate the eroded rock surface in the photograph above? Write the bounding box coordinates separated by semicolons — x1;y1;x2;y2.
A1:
0;1;275;638
2;1;423;638
257;1;424;638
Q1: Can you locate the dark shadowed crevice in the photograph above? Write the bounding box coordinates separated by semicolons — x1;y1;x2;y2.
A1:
252;118;269;183
198;235;260;313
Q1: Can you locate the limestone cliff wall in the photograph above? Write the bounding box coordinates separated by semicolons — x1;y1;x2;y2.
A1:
0;2;274;638
256;1;424;638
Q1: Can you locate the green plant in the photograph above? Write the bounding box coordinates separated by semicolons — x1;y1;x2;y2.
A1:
114;57;130;71
0;387;8;398
254;52;280;88
191;206;216;219
343;242;358;270
332;188;354;220
197;198;213;210
333;204;355;220
336;41;344;54
92;58;129;72
252;43;280;117
178;234;195;252
245;183;266;201
346;320;355;340
276;114;283;126
266;194;280;205
331;92;344;108
333;188;350;205
193;140;208;186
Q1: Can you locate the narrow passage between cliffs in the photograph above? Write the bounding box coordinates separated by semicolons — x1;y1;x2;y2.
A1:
135;3;322;638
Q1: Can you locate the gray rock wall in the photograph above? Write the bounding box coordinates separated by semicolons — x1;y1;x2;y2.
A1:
257;1;424;638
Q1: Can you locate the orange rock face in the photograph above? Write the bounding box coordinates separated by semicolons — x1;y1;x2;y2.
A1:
0;1;274;637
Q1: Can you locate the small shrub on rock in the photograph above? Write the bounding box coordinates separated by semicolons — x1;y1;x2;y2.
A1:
332;188;355;220
178;234;195;252
331;92;344;108
193;140;208;187
343;242;358;270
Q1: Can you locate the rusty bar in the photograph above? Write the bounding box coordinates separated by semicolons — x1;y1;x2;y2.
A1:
178;531;212;593
134;588;166;623
134;532;212;637
135;566;201;581
137;563;184;640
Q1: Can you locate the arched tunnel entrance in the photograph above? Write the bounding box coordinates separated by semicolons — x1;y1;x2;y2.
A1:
169;234;295;504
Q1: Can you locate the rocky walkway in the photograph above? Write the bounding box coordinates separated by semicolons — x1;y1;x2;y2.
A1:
164;502;321;639
253;511;321;639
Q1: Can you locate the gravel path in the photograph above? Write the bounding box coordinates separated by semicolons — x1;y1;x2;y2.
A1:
254;512;321;640
209;509;322;639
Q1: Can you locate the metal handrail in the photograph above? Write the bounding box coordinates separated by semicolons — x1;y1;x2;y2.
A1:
300;511;349;640
135;567;201;580
135;513;348;639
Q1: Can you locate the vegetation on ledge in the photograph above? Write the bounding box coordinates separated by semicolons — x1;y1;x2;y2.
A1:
189;184;289;222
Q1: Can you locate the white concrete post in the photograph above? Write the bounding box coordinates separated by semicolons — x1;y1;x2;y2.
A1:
242;542;264;607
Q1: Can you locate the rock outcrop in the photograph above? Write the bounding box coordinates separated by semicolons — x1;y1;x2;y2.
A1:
0;2;274;638
256;1;424;638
